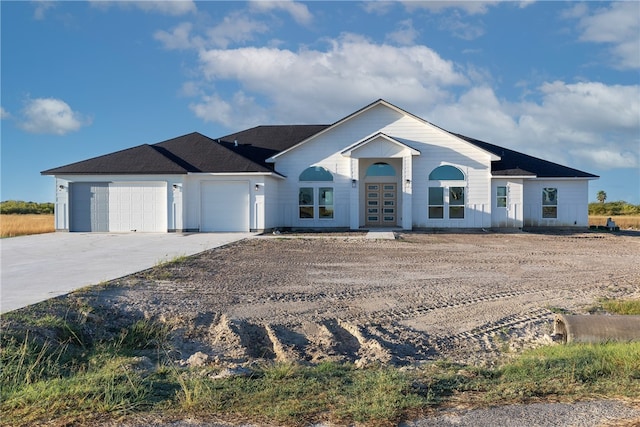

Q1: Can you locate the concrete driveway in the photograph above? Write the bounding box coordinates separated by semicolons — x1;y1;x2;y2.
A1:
1;232;253;313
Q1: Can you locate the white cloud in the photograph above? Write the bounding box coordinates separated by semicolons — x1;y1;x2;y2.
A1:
569;2;640;70
133;0;196;16
570;147;637;170
0;107;10;119
194;34;468;124
90;0;196;16
535;81;639;134
190;92;269;129
402;1;500;15
154;22;200;50
33;1;55;20
249;1;313;26
429;81;639;171
362;1;396;15
386;19;419;46
206;11;271;49
155;12;273;51
438;12;486;40
19;98;90;135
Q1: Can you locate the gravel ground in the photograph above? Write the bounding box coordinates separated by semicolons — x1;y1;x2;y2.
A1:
117;400;640;427
15;229;640;426
84;230;640;368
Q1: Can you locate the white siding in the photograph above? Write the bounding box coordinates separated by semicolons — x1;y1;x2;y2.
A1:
523;179;590;227
273;104;495;229
491;179;524;228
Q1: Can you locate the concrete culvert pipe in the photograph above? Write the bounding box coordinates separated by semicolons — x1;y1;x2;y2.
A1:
553;314;640;344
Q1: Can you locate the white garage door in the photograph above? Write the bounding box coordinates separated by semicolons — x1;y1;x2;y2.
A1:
108;182;167;232
201;181;249;232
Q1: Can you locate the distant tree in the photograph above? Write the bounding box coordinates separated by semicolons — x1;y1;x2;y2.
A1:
596;190;607;204
0;200;54;214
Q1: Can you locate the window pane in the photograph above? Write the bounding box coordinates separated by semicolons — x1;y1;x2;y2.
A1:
299;166;333;181
429;165;464;180
450;187;464;205
450;206;465;219
429;187;444;205
299;187;314;205
429;206;444;219
299;206;314;218
319;187;333;205
366;162;396;176
497;198;507;208
319;206;334;218
497;186;507;197
542;206;557;218
542;188;557;206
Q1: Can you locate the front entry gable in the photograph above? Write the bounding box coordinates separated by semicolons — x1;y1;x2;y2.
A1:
341;133;421;159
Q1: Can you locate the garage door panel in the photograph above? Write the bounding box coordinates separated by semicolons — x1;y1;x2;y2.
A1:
70;182;166;232
70;183;109;232
109;182;166;232
201;181;249;232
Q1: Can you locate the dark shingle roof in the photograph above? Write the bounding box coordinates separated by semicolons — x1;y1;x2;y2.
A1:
40;144;190;175
41;124;597;179
42;127;329;175
451;133;599;178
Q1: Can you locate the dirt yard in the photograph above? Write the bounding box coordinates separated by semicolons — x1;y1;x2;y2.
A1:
67;230;639;368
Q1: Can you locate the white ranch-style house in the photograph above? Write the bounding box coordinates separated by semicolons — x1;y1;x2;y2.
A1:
42;100;598;233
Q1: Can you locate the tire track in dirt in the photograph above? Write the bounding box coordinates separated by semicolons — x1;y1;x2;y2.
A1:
86;232;640;367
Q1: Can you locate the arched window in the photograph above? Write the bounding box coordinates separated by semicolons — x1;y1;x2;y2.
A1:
428;165;464;180
299;166;334;220
428;166;466;220
366;162;396;177
299;166;333;181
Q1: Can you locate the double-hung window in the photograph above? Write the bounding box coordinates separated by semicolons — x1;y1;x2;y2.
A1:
542;188;557;218
299;187;314;218
449;187;465;219
318;187;334;218
428;187;444;219
497;186;507;208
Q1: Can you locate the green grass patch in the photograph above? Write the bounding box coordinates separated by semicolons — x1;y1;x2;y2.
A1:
487;342;640;402
3;295;640;426
174;362;429;426
600;298;640;315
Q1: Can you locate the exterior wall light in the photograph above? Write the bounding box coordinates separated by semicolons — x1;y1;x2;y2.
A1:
351;179;357;188
255;184;260;191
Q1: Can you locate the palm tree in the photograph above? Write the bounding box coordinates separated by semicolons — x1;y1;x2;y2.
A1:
596;190;607;204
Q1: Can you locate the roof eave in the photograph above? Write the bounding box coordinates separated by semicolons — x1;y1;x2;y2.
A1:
341;132;421;157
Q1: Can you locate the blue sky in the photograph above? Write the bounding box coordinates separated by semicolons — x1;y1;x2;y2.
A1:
2;1;639;204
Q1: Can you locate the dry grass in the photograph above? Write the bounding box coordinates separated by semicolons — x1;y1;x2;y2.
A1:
589;215;640;230
0;214;636;237
0;214;55;238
